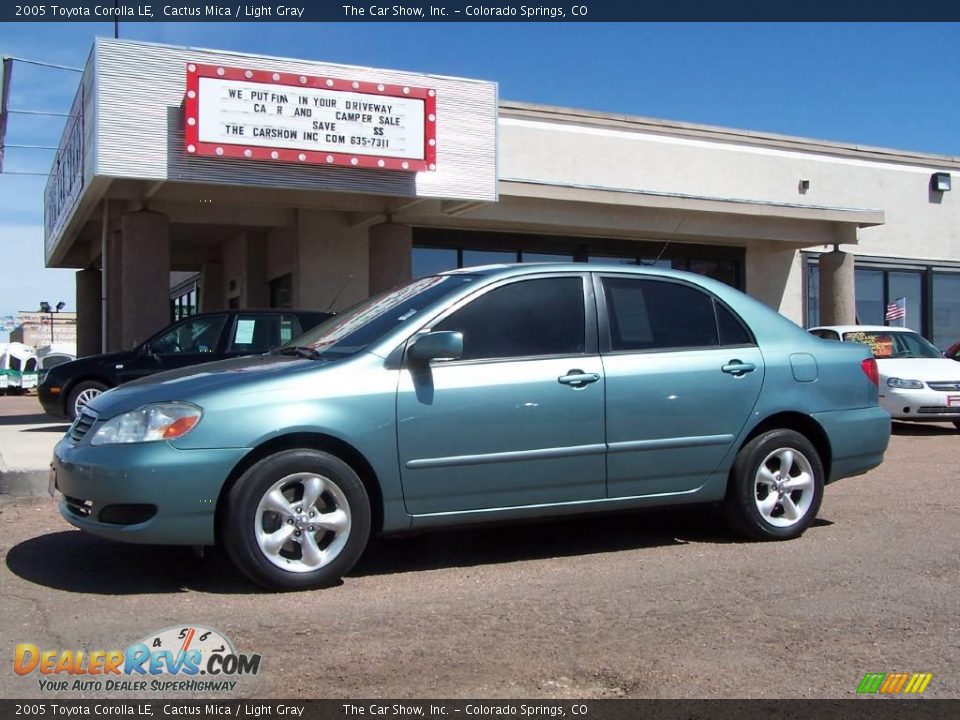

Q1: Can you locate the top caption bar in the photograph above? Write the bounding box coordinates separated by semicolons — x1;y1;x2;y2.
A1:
6;1;960;22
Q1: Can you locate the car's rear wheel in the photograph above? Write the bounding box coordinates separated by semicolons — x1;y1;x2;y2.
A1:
723;429;824;541
67;380;109;421
222;449;371;590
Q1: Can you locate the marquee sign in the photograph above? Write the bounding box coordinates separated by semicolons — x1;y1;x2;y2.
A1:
184;63;437;172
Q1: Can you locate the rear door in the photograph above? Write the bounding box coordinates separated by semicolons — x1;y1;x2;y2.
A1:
597;274;765;498
396;273;606;515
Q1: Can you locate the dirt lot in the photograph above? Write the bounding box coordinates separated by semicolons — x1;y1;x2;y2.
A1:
0;415;957;699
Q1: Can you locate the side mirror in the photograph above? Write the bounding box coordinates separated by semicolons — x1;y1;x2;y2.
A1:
407;331;463;363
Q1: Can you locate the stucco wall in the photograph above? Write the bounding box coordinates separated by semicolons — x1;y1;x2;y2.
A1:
499;115;960;264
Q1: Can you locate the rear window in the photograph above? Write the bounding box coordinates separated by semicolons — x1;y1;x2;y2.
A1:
842;330;941;359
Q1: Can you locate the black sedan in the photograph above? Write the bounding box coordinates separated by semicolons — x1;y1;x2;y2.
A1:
39;309;332;420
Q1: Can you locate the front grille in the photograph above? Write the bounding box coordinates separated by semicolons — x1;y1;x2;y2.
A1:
70;411;96;443
927;381;960;392
99;504;157;526
917;406;960;415
64;496;94;518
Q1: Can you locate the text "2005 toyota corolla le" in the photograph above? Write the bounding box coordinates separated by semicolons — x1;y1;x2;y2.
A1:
51;264;891;590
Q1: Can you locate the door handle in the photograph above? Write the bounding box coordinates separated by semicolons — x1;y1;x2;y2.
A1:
558;370;600;387
722;360;756;376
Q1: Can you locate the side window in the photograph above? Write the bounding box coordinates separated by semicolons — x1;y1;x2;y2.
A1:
280;314;303;345
602;277;718;351
811;329;840;341
717;303;754;346
152;315;227;354
229;315;283;354
433;277;585;361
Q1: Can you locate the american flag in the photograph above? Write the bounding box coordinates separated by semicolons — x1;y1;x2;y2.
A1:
885;297;906;322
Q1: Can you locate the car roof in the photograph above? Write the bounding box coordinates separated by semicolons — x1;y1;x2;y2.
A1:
442;262;713;280
810;325;916;334
184;308;331;319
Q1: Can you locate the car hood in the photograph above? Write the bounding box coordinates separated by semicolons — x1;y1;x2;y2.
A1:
85;354;323;418
875;357;960;381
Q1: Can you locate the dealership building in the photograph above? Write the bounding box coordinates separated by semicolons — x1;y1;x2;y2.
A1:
44;39;960;356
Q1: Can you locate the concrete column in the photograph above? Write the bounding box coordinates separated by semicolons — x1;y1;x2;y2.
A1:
246;231;269;308
105;230;124;352
819;249;856;326
368;222;412;296
118;211;170;349
200;262;225;312
295;210;369;311
75;269;102;358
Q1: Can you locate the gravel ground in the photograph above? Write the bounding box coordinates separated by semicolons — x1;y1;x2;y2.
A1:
1;420;957;699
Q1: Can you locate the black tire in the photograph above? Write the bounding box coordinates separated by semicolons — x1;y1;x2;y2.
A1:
723;429;824;541
66;380;109;421
953;421;960;433
221;449;371;590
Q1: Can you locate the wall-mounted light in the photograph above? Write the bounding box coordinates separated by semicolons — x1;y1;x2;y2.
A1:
931;172;951;192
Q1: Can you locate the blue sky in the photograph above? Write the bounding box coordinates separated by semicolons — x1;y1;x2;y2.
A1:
2;22;959;338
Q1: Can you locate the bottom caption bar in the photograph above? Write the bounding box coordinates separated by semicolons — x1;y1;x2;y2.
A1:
2;700;958;719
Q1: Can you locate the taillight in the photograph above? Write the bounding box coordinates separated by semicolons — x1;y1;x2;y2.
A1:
861;358;879;385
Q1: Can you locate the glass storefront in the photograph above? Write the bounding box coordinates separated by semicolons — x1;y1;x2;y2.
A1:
413;229;744;289
932;272;960;350
805;254;960;350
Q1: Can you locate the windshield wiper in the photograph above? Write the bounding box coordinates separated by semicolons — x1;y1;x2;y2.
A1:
271;346;323;360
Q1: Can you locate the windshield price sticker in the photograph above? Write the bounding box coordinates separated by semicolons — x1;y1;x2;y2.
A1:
184;63;437;172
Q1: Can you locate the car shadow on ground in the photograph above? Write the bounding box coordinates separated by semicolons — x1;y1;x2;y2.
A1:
0;413;60;427
352;507;832;577
5;531;265;595
20;425;70;433
5;507;834;595
891;421;957;436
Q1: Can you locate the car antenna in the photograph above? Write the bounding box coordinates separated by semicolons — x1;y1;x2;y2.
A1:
651;239;672;266
326;274;353;312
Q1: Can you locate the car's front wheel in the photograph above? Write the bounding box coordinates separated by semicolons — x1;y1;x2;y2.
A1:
723;429;824;541
222;449;371;590
67;380;109;420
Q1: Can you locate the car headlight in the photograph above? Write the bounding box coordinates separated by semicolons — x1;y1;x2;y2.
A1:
886;377;924;390
90;402;203;446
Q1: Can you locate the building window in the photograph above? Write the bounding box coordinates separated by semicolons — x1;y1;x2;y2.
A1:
806;264;820;327
854;269;884;325
413;229;744;290
269;273;293;309
413;248;458;278
805;254;960;350
932;272;960;350
171;285;199;322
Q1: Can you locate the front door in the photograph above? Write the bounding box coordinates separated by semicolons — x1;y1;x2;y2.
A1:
119;314;229;384
397;274;606;516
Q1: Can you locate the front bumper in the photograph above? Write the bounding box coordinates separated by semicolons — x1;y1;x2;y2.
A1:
52;436;250;545
38;383;66;418
880;386;960;421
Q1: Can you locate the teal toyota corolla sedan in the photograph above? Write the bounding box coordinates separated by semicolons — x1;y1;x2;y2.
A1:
51;264;891;589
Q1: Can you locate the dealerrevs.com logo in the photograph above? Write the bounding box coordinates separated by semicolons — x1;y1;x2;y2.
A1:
856;672;934;695
14;626;261;693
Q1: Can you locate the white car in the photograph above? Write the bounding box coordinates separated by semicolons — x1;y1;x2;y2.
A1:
809;325;960;431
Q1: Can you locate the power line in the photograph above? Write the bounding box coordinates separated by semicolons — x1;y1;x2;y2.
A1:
2;56;83;73
7;109;71;118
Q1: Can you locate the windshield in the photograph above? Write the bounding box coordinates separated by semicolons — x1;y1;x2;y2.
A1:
842;330;943;359
281;274;479;358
